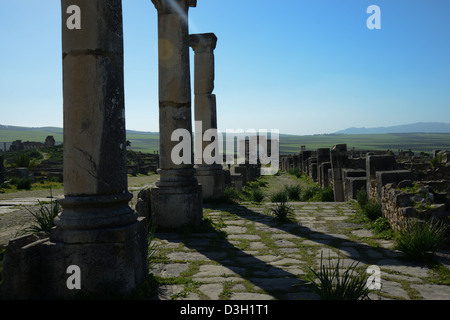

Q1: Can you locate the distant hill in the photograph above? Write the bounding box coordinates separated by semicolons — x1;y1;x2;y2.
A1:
334;122;450;134
1;124;450;154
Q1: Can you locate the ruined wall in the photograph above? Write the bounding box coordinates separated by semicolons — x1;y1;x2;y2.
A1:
381;182;449;231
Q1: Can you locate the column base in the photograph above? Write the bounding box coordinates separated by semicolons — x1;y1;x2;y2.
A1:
194;164;225;199
1;217;149;299
150;183;203;228
52;192;139;243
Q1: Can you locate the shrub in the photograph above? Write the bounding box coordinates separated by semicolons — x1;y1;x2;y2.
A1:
242;179;266;202
430;152;445;169
395;218;448;261
23;199;61;234
270;200;294;221
287;168;302;178
270;189;288;202
361;199;382;221
356;188;368;208
301;185;321;201
250;188;265;203
370;217;394;239
284;184;301;201
311;187;334;202
307;252;371;300
224;186;242;203
12;177;33;190
13;154;31;168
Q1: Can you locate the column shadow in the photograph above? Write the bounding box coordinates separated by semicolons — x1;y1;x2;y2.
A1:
153;201;449;300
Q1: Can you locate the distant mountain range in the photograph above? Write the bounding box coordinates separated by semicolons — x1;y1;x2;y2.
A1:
2;122;450;136
333;122;450;134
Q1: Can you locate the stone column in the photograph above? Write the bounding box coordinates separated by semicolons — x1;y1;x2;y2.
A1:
50;0;148;297
150;0;202;227
190;33;225;199
330;144;348;202
0;154;4;184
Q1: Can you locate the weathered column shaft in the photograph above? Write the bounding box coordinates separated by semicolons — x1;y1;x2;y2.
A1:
190;33;225;199
56;0;136;234
190;33;218;164
153;0;195;174
47;0;147;297
151;0;202;226
1;0;148;300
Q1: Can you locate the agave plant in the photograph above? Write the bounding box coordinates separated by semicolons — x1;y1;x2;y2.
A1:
395;218;448;261
270;200;294;221
307;252;371;300
23;199;61;234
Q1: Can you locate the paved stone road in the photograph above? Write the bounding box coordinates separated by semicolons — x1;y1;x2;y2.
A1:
150;201;450;300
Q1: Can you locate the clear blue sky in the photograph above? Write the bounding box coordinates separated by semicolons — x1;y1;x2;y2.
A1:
1;0;449;135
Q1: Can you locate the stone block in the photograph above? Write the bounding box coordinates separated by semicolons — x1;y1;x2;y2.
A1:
0;154;4;183
330;144;348;202
376;170;412;202
234;166;248;185
1;217;149;299
309;162;318;182
344;177;367;201
342;168;366;178
230;173;244;190
150;184;203;228
319;162;331;188
366;154;397;199
136;187;151;220
195;165;225;199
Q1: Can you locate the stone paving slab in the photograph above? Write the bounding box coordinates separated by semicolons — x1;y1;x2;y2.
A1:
150;201;450;300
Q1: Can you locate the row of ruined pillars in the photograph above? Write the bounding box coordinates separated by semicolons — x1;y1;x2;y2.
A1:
1;0;222;299
150;0;224;228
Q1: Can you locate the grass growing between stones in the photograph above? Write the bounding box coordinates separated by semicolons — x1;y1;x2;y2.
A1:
428;263;450;285
146;191;450;300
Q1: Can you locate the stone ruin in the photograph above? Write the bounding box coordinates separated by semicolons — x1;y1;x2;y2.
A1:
280;145;450;230
8;136;56;152
0;153;4;184
2;0;448;300
2;0;155;299
1;0;276;300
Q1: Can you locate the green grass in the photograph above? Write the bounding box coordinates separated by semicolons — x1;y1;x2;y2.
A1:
278;132;450;155
395;218;448;261
3;127;450;155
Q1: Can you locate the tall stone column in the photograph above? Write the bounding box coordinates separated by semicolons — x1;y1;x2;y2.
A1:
151;0;202;227
190;33;225;199
50;0;148;297
0;1;148;299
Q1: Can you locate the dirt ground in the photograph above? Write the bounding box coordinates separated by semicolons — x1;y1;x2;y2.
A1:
0;172;299;248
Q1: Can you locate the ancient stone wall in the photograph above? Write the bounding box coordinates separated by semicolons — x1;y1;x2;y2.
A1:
381;181;449;231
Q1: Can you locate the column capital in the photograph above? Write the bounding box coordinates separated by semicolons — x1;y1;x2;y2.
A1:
189;33;218;53
152;0;196;13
